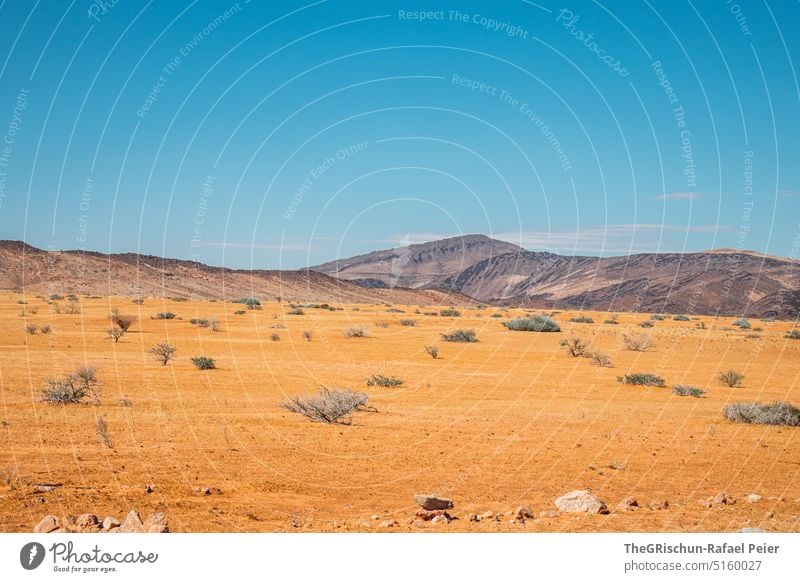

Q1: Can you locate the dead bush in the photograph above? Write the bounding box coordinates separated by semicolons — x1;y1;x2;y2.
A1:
279;388;370;424
560;336;590;357
622;333;655;352
150;342;177;365
42;366;101;404
109;314;136;331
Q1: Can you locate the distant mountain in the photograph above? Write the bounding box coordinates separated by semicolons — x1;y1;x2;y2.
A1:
0;241;475;306
313;234;525;289
314;235;800;319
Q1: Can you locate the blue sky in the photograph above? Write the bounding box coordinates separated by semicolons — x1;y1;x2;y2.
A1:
0;0;798;268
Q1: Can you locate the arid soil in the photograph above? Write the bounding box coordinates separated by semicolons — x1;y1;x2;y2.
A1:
1;293;798;532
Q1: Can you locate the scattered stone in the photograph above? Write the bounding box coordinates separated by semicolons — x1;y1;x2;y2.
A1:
713;492;735;505
698;500;713;508
555;490;609;514
144;484;155;494
513;506;534;521
430;514;450;525
746;494;762;504
765;511;774;519
468;513;480;523
739;527;766;533
102;516;120;530
378;519;398;528
75;514;101;533
34;514;59;533
649;500;669;511
119;510;144;533
413;494;453;511
415;509;450;521
480;510;494;520
143;512;169;533
617;497;639;511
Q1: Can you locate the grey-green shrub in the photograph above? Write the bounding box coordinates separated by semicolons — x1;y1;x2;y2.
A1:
617;373;666;387
723;401;800;426
191;357;216;370
570;315;594;324
440;308;461;317
399;319;418;326
441;329;478;343
673;315;690;321
366;374;403;387
672;385;705;398
503;316;560;332
279;388;369;424
718;370;744;387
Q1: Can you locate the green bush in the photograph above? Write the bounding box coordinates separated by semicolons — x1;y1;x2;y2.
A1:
650;314;666;321
441;329;478;343
672;385;705;398
503;316;560;332
152;312;176;320
732;318;751;329
236;298;261;309
440;308;461;317
191;357;216;370
617;373;666;387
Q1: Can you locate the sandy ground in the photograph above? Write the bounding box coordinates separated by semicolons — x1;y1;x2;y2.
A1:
0;293;798;532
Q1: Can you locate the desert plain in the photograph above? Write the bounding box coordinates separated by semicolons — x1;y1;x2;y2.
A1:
0;292;798;532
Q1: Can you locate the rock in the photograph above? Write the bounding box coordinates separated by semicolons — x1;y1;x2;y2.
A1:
649;500;669;511
739;527;766;533
746;494;762;504
555;490;609;514
102;516;120;530
514;506;534;521
370;515;380;520
698;500;713;508
75;514;101;533
33;483;61;493
415;509;450;521
539;510;559;518
617;497;639;511
143;512;169;533
62;515;78;532
430;514;450;524
144;484;155;494
765;511;774;519
468;513;480;522
34;514;59;533
714;492;734;505
378;519;398;528
413;494;453;511
119;510;144;533
480;511;494;520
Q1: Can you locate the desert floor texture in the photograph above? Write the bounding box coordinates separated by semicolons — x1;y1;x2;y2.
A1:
1;293;798;532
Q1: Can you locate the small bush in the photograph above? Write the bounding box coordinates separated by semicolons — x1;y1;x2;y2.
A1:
42;367;101;404
639;320;654;328
560;336;590;357
288;308;305;315
570;315;594;324
491;313;503;318
170;297;188;302
732;318;751;329
697;321;707;330
110;314;136;331
386;308;405;313
650;314;666;321
25;324;38;335
190;318;209;327
343;326;370;338
673;315;690;321
208;318;220;332
150;342;177;365
718;370;744;387
40;325;52;334
440;308;461;317
398;319;418;326
423;311;438;316
152;312;176;320
617;373;666;387
106;328;125;343
672;385;705;398
374;322;390;328
64;299;81;314
191;356;216;370
303;330;314;341
366;374;403;387
49;294;64;301
784;330;800;340
234;310;246;315
270;333;281;341
441;329;478;343
503;316;560;332
603;319;618;325
132;298;144;305
425;345;439;359
279;388;370;424
723;401;800;426
591;352;613;367
622;333;655;352
236;298;261;310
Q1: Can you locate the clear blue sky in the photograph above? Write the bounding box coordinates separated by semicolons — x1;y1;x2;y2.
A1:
0;0;798;268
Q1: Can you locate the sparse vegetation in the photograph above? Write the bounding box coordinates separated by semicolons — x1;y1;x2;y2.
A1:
236;298;261;310
279;387;370;424
234;310;246;315
491;313;503;318
343;325;370;338
42;366;101;404
723;401;800;426
106;327;125;343
639;320;654;328
191;356;216;370
425;345;439;359
398;319;418;326
622;333;655;352
366;374;403;387
208;318;220;332
570;315;594;324
40;324;52;334
270;333;281;341
717;369;744;387
785;330;800;340
190;318;209;327
603;319;618;325
152;312;176;320
732;318;751;330
441;329;478;343
560;336;590;357
64;299;81;314
673;315;690;321
150;342;177;366
109;314;136;331
617;373;666;387
374;322;390;328
25;323;38;335
96;416;114;448
650;314;666;321
672;385;705;398
386;308;404;313
503;315;560;332
288;307;305;315
591;352;613;367
302;330;314;341
440;308;461;317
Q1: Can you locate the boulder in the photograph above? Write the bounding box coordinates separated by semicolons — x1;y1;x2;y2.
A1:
119;510;144;533
413;494;453;511
649;499;669;511
555;490;609;514
34;514;59;533
468;513;480;522
102;516;121;530
480;510;494;520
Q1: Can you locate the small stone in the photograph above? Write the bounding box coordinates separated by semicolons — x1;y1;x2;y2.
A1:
119;510;144;533
765;511;774;519
75;514;101;533
746;494;762;504
144;484;155;494
555;490;609;514
714;492;734;505
617;497;639;511
102;516;120;530
539;510;559;518
739;527;766;533
415;509;450;521
413;494;453;511
514;506;534;521
34;514;59;533
480;511;494;520
468;513;480;523
33;483;60;493
430;514;450;525
378;519;398;528
143;512;169;533
649;499;669;511
698;500;713;508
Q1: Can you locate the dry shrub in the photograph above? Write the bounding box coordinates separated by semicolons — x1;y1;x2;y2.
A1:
110;314;136;331
622;333;655;352
672;385;705;398
441;329;478;343
591;352;613;367
96;416;114;448
723;401;800;426
42;366;101;404
560;336;590;357
718;370;744;387
366;374;403;387
150;342;177;365
279;388;370;424
425;345;439;359
343;326;370;338
106;327;125;342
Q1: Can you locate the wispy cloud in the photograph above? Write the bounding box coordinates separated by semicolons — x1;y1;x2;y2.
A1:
197;241;313;251
653;191;706;201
